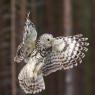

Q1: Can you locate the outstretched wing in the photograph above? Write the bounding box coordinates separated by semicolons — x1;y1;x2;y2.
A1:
14;18;37;63
42;34;89;76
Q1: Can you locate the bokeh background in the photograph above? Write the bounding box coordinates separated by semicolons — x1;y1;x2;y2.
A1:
0;0;94;95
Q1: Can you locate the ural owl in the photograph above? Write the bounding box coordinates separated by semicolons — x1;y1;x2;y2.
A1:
14;13;89;94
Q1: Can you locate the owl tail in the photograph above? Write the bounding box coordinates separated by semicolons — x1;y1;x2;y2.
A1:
18;73;45;94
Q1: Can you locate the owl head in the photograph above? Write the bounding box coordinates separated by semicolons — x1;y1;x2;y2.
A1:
38;33;53;48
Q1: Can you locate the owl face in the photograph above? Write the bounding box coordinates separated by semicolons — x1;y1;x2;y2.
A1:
39;34;54;48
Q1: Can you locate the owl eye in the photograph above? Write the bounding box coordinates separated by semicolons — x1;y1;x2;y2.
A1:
47;38;50;41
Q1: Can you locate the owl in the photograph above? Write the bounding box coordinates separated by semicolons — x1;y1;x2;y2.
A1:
15;13;89;94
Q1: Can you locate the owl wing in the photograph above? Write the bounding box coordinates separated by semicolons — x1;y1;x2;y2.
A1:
14;43;26;63
23;20;37;43
14;18;37;63
42;34;89;76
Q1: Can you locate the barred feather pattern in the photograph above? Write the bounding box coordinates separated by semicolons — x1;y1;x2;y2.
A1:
42;34;89;76
18;51;45;94
14;43;26;63
19;73;45;94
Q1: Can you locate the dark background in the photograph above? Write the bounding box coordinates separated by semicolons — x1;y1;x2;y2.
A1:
0;0;94;95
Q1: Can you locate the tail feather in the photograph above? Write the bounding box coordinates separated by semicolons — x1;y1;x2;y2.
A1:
19;73;45;94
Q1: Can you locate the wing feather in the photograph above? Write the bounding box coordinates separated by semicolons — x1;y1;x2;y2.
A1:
42;34;89;76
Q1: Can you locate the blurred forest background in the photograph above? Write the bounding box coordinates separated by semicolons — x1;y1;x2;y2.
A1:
0;0;94;95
